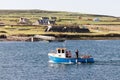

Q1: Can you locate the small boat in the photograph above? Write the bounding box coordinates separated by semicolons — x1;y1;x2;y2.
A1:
48;48;94;64
48;39;65;42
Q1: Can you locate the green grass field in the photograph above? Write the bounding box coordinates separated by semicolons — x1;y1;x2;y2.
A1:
0;10;120;25
0;10;120;37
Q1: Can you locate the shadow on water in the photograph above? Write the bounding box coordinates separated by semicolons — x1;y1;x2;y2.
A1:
94;60;120;66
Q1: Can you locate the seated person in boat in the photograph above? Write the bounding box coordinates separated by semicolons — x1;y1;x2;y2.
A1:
66;51;72;58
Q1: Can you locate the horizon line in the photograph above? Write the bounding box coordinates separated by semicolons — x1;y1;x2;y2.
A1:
0;9;117;17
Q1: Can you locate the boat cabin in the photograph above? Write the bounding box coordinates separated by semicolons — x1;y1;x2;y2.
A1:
56;48;66;58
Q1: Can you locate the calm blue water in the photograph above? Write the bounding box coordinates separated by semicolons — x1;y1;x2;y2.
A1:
0;40;120;80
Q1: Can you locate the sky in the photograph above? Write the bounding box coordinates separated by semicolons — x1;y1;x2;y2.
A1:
0;0;120;17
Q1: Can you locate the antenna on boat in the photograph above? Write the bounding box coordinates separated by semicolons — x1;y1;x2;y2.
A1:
63;40;66;48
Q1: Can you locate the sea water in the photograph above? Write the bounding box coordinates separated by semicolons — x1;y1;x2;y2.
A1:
0;40;120;80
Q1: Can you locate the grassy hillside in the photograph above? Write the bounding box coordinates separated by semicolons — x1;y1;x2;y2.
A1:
0;10;120;25
0;10;120;39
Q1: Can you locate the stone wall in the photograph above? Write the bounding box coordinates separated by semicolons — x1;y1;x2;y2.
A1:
45;26;90;33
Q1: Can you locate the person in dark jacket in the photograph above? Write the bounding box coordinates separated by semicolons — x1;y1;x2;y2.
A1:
75;49;79;59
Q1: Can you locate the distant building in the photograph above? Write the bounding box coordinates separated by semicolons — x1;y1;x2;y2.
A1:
33;17;56;25
39;17;49;25
18;18;32;25
93;18;100;22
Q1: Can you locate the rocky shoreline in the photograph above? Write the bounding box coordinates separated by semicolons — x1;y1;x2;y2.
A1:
0;34;120;41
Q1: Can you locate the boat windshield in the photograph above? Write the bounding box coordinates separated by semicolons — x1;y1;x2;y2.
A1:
58;49;61;53
62;49;64;53
57;48;66;54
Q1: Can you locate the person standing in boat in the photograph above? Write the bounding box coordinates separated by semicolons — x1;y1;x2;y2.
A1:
75;49;79;59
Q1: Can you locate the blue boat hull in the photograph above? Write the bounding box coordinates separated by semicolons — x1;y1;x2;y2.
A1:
49;56;94;63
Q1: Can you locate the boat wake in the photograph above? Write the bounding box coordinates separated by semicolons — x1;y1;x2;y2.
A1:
94;60;120;66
